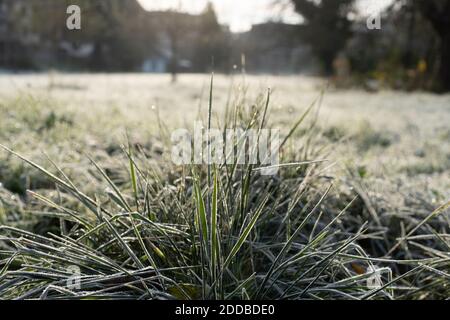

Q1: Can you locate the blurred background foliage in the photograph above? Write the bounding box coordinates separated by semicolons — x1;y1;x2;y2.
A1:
0;0;449;92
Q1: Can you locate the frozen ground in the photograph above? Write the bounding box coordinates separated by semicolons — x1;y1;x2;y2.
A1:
1;73;449;209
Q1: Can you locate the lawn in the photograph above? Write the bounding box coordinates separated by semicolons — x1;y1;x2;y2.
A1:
0;73;449;299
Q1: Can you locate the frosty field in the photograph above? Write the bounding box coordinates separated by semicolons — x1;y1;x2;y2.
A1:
1;73;448;200
0;73;449;299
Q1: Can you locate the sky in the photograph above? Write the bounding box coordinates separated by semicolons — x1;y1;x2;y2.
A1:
137;0;394;33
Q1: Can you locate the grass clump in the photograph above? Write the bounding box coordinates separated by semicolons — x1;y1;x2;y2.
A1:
0;79;449;300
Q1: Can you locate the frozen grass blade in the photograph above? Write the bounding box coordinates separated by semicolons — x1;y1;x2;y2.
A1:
223;193;270;270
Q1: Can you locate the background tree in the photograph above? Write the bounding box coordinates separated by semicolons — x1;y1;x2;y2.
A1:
345;1;439;91
0;0;35;68
164;10;183;83
193;2;230;72
26;0;150;71
291;0;355;75
91;0;150;70
415;0;450;92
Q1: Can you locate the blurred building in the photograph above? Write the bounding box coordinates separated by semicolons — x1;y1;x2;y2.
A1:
142;11;203;73
234;22;316;74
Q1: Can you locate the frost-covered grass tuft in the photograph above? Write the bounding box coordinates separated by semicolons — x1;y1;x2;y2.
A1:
0;74;449;300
